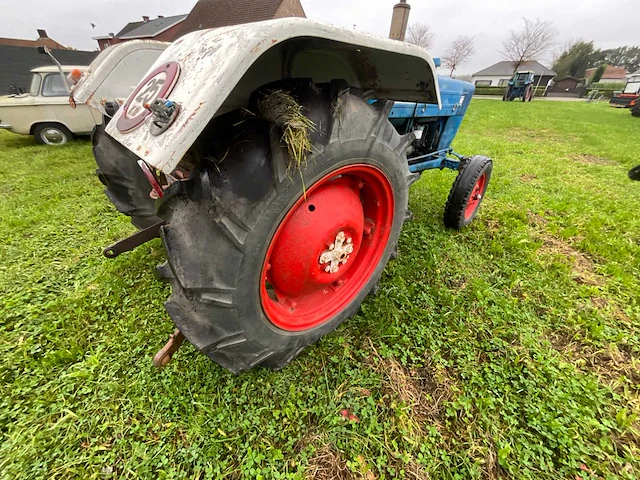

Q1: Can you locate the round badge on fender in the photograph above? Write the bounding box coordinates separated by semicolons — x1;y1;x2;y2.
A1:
116;62;181;133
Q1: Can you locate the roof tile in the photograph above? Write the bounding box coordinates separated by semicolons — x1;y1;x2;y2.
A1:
473;61;556;77
177;0;304;37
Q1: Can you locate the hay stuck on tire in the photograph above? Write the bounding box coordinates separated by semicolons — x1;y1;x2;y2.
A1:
257;90;315;174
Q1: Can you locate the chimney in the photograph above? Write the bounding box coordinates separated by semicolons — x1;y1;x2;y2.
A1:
142;16;150;22
157;15;164;18
37;29;49;39
389;1;411;41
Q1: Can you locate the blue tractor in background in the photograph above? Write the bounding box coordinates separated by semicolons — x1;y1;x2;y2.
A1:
503;70;536;102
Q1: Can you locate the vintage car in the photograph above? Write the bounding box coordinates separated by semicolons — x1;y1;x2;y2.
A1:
0;65;102;145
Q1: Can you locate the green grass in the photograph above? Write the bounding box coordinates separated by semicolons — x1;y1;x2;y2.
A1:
1;100;639;479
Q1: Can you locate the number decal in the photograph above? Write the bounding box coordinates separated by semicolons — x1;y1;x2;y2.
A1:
126;75;166;118
116;62;180;133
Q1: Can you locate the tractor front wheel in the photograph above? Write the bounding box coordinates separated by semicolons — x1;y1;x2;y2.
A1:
443;156;492;229
158;84;416;373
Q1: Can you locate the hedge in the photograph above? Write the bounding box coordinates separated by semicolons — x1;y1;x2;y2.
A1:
474;86;546;96
588;82;625;91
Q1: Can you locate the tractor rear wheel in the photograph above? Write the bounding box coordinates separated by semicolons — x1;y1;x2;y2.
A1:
158;82;416;373
443;156;492;229
631;99;640;117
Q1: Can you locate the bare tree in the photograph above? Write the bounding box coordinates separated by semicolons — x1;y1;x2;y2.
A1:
406;22;435;51
442;36;475;77
500;18;557;72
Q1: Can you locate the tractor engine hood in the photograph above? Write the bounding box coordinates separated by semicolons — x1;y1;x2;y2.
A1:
103;18;441;174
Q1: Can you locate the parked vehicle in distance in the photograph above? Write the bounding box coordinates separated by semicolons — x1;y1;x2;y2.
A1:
503;70;535;102
609;73;640;108
0;66;102;145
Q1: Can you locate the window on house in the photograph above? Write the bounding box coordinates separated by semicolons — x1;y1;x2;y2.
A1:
474;80;491;86
41;74;68;97
498;79;509;86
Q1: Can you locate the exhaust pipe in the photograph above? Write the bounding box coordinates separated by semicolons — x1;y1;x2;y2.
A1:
389;0;411;41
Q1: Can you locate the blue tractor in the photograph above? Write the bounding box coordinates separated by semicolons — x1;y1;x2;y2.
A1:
503;70;536;102
72;19;492;373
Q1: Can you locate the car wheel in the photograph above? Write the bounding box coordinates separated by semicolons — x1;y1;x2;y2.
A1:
33;123;72;145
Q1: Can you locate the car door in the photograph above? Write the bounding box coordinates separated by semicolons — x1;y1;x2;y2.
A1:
39;73;100;134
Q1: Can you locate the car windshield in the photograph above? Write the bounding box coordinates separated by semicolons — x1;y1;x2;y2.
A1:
41;73;69;97
623;81;640;94
29;74;42;97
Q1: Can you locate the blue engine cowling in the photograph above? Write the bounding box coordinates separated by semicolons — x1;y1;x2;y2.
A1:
387;76;475;173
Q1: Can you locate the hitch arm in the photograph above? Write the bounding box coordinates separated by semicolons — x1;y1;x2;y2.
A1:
103;220;166;258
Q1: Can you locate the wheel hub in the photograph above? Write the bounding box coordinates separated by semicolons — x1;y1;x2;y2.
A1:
42;128;65;145
268;179;364;297
319;231;354;273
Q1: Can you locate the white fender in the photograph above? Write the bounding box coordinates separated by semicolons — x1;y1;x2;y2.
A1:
72;40;170;115
104;18;441;174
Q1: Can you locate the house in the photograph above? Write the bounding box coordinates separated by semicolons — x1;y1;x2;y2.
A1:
584;65;628;84
177;0;306;38
472;61;556;87
0;29;67;50
0;30;97;94
93;14;188;51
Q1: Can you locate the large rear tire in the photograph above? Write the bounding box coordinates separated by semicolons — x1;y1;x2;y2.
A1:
92;124;162;229
158;82;417;373
631;100;640;117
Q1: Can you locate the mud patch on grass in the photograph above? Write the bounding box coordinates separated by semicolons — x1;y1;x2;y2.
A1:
403;461;429;480
526;210;549;228
527;210;603;285
571;154;616;166
549;333;640;398
306;443;352;480
537;234;603;285
520;174;537;182
368;341;456;431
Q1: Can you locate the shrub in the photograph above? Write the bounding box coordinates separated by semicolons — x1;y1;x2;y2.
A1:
474;86;546;96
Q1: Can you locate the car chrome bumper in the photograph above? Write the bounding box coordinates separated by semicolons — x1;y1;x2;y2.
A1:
0;123;11;130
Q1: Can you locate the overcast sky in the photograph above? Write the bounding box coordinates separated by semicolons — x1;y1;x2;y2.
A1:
1;0;638;75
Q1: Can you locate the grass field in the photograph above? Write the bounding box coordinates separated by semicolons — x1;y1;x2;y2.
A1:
1;100;639;479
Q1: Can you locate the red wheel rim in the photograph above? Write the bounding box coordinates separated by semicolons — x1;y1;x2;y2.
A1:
464;173;486;220
260;164;394;331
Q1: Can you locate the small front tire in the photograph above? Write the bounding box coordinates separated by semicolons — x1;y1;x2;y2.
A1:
33;123;72;145
443;156;493;229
